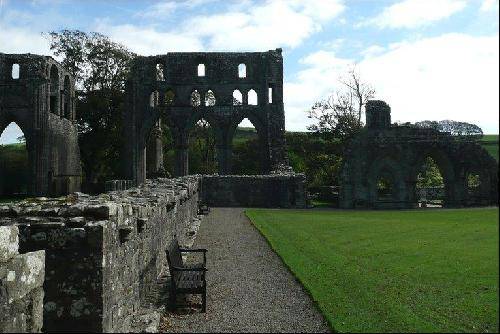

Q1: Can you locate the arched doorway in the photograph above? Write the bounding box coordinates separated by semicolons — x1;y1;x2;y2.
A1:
0;122;29;200
231;117;263;175
411;150;455;208
188;118;218;174
415;156;445;207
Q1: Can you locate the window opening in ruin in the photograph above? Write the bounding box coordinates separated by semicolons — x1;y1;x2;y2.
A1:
268;86;273;104
11;64;20;79
232;90;242;105
0;122;29;199
248;89;258;105
198;64;205;77
376;177;394;201
190;90;201;107
150;91;160;108
231;118;262;175
165;90;175;106
205;90;216;106
238;63;246;78
467;173;481;189
156;63;165;81
416;156;445;207
189;119;218;174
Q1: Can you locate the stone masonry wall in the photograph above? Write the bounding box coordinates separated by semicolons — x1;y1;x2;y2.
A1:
0;176;202;332
0;226;45;333
201;174;307;208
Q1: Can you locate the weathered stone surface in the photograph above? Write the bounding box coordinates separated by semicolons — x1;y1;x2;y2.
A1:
0;225;45;333
1;176;203;333
0;226;18;263
339;100;499;209
0;250;45;301
122;50;290;184
0;52;82;197
201;174;307;208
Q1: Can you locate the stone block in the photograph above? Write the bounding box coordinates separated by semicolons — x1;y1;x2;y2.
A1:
0;226;19;263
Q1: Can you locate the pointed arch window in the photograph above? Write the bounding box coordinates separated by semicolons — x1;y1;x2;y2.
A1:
232;90;242;105
150;91;159;108
238;63;246;78
248;89;258;105
165;89;175;106
12;64;20;79
156;63;165;81
191;90;201;106
205;90;216;106
197;64;205;77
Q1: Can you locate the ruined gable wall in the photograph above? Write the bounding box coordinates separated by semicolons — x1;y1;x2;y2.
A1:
0;176;202;332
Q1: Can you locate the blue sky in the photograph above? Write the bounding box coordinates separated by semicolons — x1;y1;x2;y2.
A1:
1;0;499;144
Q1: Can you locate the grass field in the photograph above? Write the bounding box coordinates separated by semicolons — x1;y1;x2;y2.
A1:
481;134;499;161
246;208;499;333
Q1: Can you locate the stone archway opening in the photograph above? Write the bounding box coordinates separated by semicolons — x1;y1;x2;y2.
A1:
416;156;445;208
0;122;29;200
231;118;263;175
188;118;218;174
376;176;394;202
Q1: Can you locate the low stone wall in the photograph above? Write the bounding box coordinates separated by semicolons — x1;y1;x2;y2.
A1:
0;176;202;332
201;174;307;208
0;226;45;333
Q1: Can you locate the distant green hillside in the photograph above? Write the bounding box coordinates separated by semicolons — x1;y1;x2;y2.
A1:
0;142;29;196
480;134;499;161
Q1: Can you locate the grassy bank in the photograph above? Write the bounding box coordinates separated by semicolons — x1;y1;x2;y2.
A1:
246;208;499;333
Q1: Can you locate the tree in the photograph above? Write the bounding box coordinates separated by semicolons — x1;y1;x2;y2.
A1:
304;66;376;191
307;65;375;140
412;120;483;139
47;30;136;184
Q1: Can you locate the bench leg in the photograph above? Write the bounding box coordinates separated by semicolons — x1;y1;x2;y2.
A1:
202;290;206;313
169;284;177;311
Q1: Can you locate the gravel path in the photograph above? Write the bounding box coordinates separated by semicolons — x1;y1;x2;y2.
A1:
160;208;330;333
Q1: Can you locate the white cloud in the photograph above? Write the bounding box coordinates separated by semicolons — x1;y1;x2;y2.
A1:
284;33;499;134
480;0;499;11
364;0;467;29
183;0;345;50
95;0;345;54
0;24;51;54
360;45;386;58
93;22;204;55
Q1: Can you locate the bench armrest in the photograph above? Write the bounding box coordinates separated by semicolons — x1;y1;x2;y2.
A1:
179;248;207;253
171;266;207;272
179;248;207;266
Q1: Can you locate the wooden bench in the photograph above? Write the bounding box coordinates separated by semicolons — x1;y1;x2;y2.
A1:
165;238;208;312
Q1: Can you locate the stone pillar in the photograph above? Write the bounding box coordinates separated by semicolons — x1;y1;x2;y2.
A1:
216;145;232;175
146;120;164;177
174;134;189;177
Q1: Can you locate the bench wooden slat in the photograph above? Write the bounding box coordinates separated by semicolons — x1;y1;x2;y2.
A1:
166;238;207;312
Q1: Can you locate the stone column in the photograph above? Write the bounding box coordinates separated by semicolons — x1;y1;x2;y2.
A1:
174;134;189;176
146;120;164;177
216;144;232;175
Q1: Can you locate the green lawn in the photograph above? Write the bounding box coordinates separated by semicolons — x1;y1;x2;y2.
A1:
246;208;499;333
481;134;499;161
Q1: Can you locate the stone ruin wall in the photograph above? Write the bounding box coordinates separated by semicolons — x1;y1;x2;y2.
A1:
201;174;307;208
0;226;45;333
0;176;202;332
0;53;82;197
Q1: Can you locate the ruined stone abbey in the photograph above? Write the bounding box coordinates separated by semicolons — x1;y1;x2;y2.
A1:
0;50;497;332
